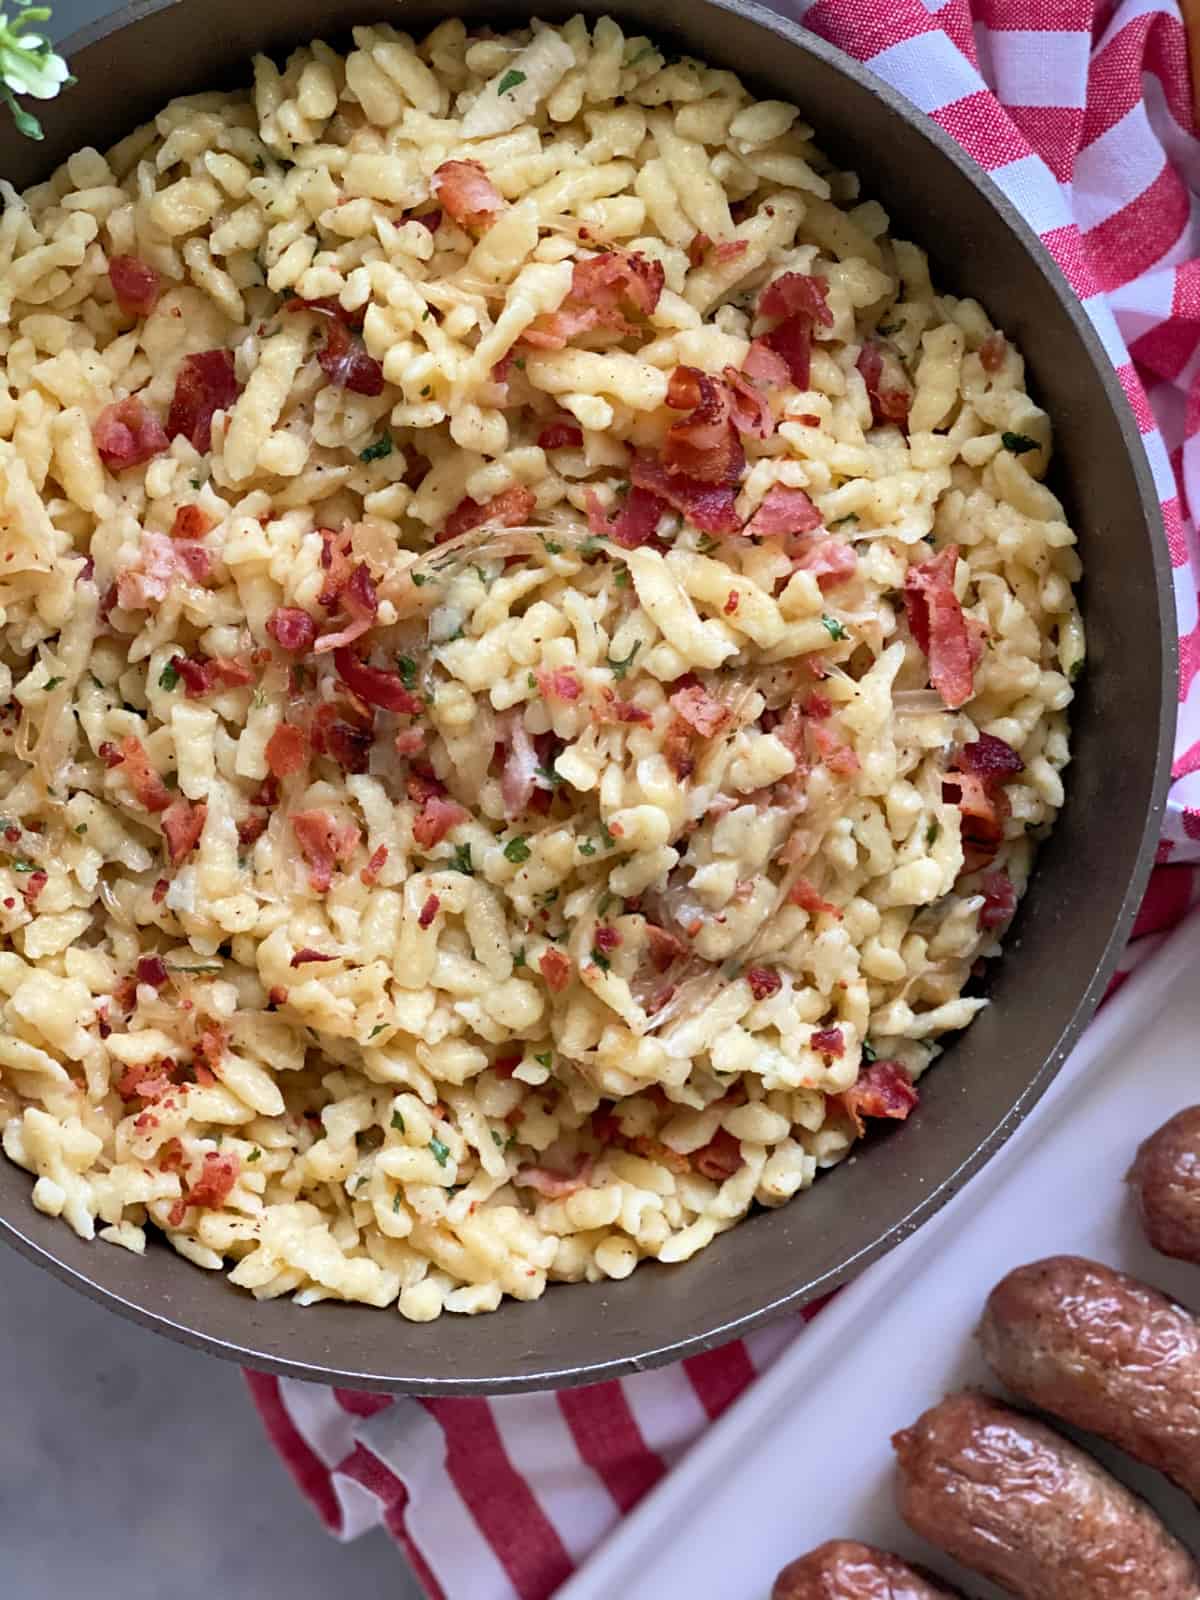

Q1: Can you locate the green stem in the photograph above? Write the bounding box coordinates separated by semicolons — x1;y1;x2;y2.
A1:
0;79;42;138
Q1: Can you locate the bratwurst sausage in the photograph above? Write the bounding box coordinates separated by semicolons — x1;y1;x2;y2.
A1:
1129;1106;1200;1263
893;1391;1200;1599
979;1255;1200;1502
771;1540;961;1599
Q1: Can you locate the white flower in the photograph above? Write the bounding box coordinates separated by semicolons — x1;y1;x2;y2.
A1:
2;31;69;98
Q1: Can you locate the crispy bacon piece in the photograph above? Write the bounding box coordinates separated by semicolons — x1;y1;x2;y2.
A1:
630;452;740;536
904;544;979;710
166;350;239;453
333;646;423;715
266;607;317;654
360;843;388;886
536;668;581;702
310;700;374;774
979;331;1007;373
743;339;791;388
438;484;536;544
116;1062;174;1102
787;877;842;917
669;682;729;737
431;159;506;230
537;419;584;451
418;892;440;929
811;1025;845;1057
265;722;308;779
958;732;1024;786
314;561;379;654
237;812;269;847
835;1060;918;1136
161;797;206;864
856;340;911;427
746;967;782;1000
687;232;713;268
593;924;622;954
290;948;334;966
193;1025;227;1083
693;1128;742;1182
93;396;168;470
318;320;385;397
136;954;169;988
762;315;813;389
514;1153;594;1198
522;247;664;347
292;809;361;893
644;923;688;972
758;272;834;326
664;365;741;485
173;654;255;698
744;485;823;538
116;734;171;813
979;868;1018;930
538;948;572;992
402;444;430;489
170;504;214;541
108;254;161;317
811;721;860;776
184;1150;240;1213
794;536;858;590
663;716;696;781
584;485;667;550
722;365;775;440
411;792;467;849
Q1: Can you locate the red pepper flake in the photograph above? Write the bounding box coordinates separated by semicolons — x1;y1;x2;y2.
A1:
360;843;388;886
417;892;440;930
151;878;170;904
20;869;48;907
723;591;739;614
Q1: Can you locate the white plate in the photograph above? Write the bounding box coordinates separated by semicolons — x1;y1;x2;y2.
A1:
562;912;1200;1598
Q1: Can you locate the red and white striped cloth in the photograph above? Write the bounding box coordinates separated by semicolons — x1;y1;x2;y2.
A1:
248;1;1200;1593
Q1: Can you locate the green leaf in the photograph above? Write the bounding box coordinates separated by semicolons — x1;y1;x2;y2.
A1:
1001;431;1038;456
359;433;393;463
579;536;604;556
391;1110;405;1133
527;671;538;690
397;656;418;690
821;614;849;642
534;1051;552;1068
0;83;43;140
158;659;181;691
536;887;559;906
497;68;526;95
539;533;564;555
606;641;640;680
449;842;474;876
429;1135;451;1167
504;835;531;864
43;675;63;690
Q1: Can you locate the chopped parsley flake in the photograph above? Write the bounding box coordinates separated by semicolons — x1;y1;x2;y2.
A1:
43;676;63;691
12;860;36;873
534;1051;552;1068
391;1111;405;1133
614;567;630;588
397;656;417;690
165;962;223;974
422;307;433;321
491;1129;505;1147
74;823;87;835
158;660;180;691
393;1191;403;1212
926;820;940;847
247;1148;262;1162
862;1040;877;1063
527;671;538;691
370;1023;386;1038
579;838;596;857
1001;431;1038;455
497;68;526;95
830;514;858;528
420;385;432;397
606;641;640;680
1069;656;1085;683
534;763;563;788
821;614;849;642
536;887;559;906
590;948;611;972
429;1135;450;1167
449;842;474;876
359;433;393;463
539;533;564;555
504;835;531;864
513;946;527;969
411;572;428;587
189;475;202;490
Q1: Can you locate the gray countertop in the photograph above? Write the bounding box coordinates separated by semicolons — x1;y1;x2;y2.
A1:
4;7;422;1595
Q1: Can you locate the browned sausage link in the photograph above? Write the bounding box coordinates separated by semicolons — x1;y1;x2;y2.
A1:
771;1540;962;1598
979;1255;1200;1503
893;1392;1200;1600
1130;1106;1200;1264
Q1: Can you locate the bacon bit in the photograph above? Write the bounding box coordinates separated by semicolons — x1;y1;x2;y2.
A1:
170;504;214;541
522;247;664;347
663;716;696;780
715;238;749;262
438;484;536;544
290;948;335;967
431;158;506;230
584;484;667;550
537;419;584;451
904;544;979;710
394;725;426;757
663;365;743;485
669;682;729;737
979;331;1007;373
762;314;813;389
835;1060;918;1136
161;798;206;865
157;1138;185;1174
265;722;308;779
237;812;268;847
267;986;288;1008
514;1153;594;1198
401;444;430;490
117;1062;174;1102
535;667;581;702
856;340;911;428
151;877;169;904
418;892;440;930
166;349;239;453
644;922;688;971
811;1025;845;1057
20;869;47;907
317;319;385;397
314;561;379;654
746;966;781;1000
693;1128;742;1182
758;272;834;326
744;484;823;538
193;1026;227;1081
173;653;255;698
793;536;858;590
722;364;775;440
629;1135;691;1176
136;954;169;988
724;591;739;614
412;208;442;234
411;792;468;849
743;339;792;388
591;1105;622;1143
310;701;374;774
108;254;161;316
538;948;572;992
333;646;423;715
791;412;821;427
958;732;1024;786
185;1150;240;1213
267;607;317;654
811;722;860;776
807;693;832;719
687;232;713;268
979;868;1018;930
292;809;362;894
596;690;653;725
787;877;842;917
630;452;740;536
594;924;622;954
360;843;388;886
116;734;171;813
93;396;169;469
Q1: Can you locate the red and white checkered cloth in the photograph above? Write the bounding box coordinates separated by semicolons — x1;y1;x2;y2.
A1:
247;1;1200;1593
